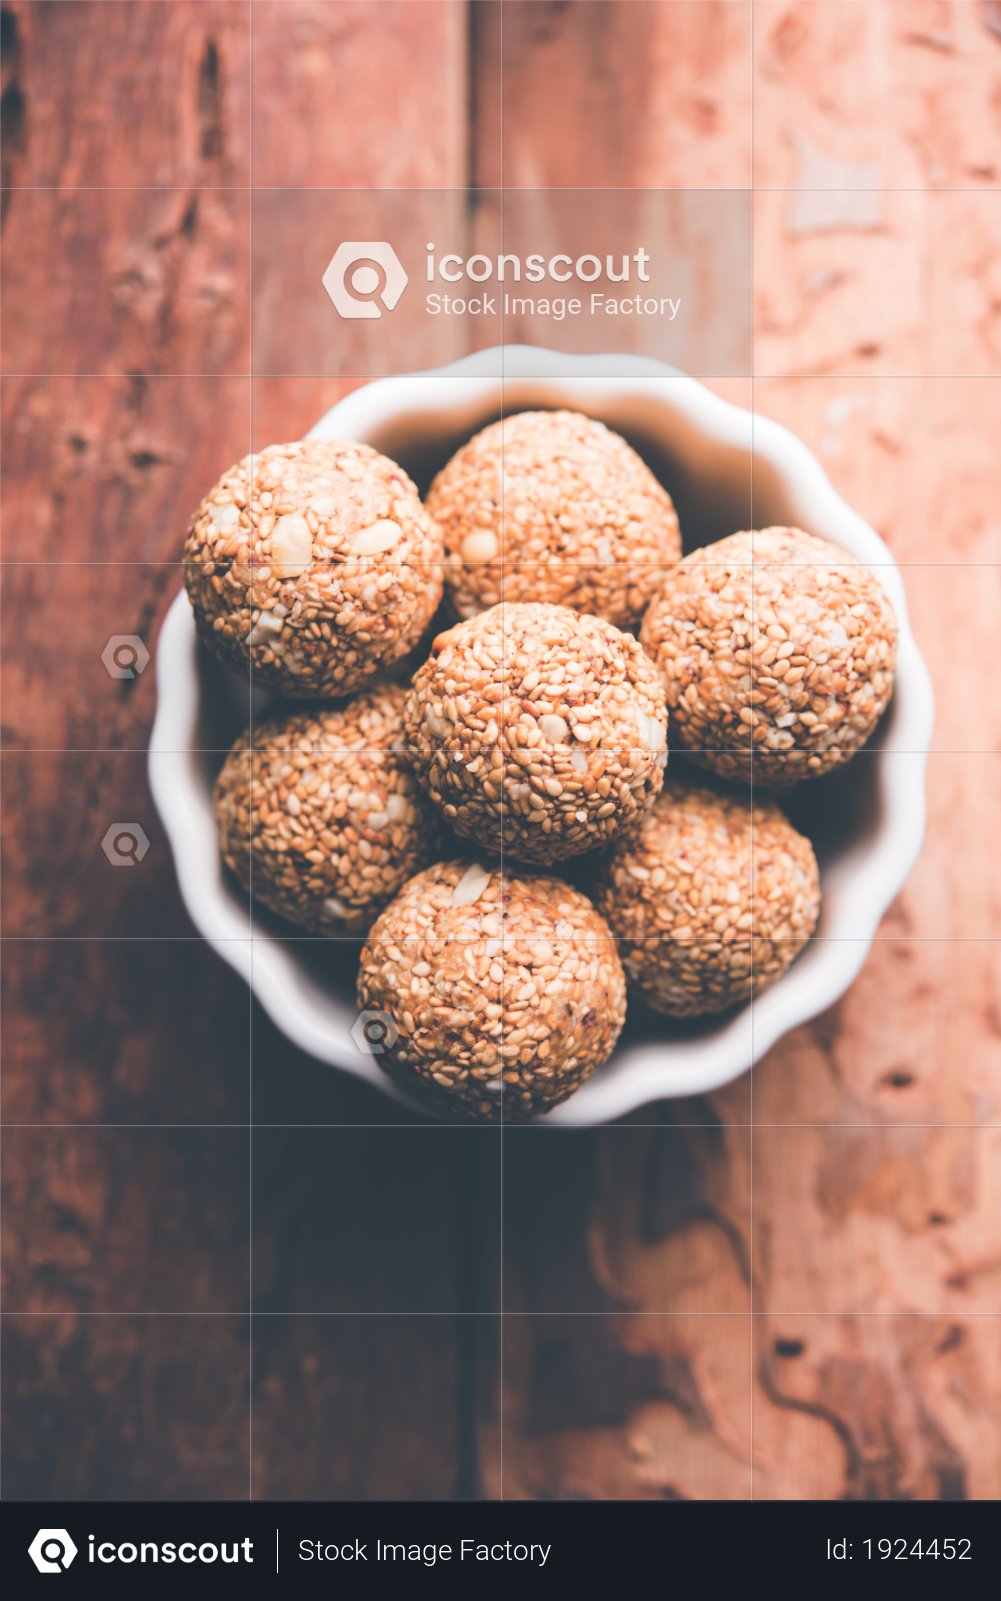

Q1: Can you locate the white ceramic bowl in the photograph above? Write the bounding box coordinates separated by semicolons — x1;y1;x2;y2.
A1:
149;346;934;1123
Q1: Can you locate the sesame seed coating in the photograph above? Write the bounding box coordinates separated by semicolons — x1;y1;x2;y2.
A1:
402;602;669;866
214;685;441;935
184;439;444;698
358;860;627;1121
639;527;897;784
594;782;821;1016
427;410;681;630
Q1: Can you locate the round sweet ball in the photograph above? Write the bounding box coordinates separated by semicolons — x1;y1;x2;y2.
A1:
427;409;681;631
214;685;440;935
403;601;669;866
640;527;897;785
357;859;627;1121
595;782;820;1016
184;439;444;698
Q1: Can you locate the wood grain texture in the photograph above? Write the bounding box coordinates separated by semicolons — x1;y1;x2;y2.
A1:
1;0;251;190
753;0;1001;190
485;3;1001;1503
246;0;471;458
2;0;1000;1504
250;0;467;189
473;0;752;189
752;0;1001;378
0;0;473;1503
1;0;251;377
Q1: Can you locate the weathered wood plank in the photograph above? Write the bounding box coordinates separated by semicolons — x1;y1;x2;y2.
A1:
488;2;1001;1504
0;0;472;1503
473;0;752;189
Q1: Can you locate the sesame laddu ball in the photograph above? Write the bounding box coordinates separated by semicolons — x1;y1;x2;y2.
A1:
594;782;821;1017
184;439;444;698
640;527;897;785
403;602;669;866
214;685;440;935
358;859;627;1121
427;409;681;631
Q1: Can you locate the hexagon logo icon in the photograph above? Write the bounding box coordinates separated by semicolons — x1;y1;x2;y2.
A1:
29;1529;78;1572
322;241;408;319
101;822;151;866
101;634;150;680
351;1009;400;1055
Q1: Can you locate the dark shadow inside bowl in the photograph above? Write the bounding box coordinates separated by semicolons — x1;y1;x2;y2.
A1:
778;706;892;878
363;387;755;554
272;929;363;1009
364;402;507;497
616;992;747;1052
219;865;365;1006
748;454;809;533
193;641;292;787
567;394;753;554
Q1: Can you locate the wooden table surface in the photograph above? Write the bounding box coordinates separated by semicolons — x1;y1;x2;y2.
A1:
2;0;1000;1501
